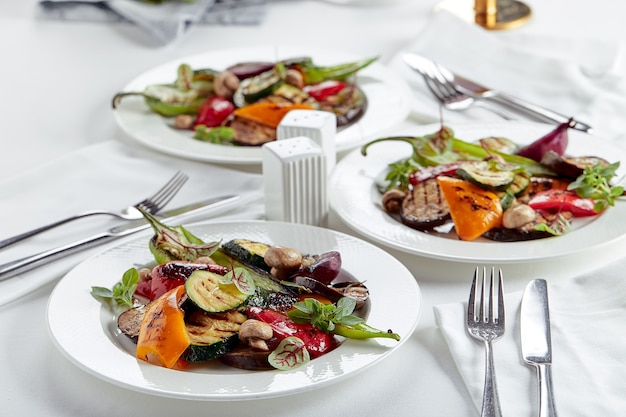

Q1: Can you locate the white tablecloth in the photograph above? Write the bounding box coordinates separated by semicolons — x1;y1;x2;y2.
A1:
2;1;626;416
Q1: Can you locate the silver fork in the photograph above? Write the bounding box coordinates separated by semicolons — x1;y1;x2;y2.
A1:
467;267;505;417
421;63;516;120
0;170;188;250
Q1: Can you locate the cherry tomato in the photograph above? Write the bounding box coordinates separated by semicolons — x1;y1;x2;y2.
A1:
194;96;235;128
302;80;346;101
528;189;599;217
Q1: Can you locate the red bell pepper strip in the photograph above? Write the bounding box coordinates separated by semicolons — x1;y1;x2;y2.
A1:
302;80;346;101
246;307;336;358
194;96;235;128
528;189;600;217
409;161;465;186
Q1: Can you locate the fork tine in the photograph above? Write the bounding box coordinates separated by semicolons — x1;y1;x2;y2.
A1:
148;171;188;208
479;266;486;323
467;267;478;324
488;267;495;323
136;171;188;213
497;268;505;326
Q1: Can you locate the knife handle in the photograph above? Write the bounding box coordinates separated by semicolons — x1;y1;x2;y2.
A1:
0;233;113;282
537;364;558;417
489;93;593;134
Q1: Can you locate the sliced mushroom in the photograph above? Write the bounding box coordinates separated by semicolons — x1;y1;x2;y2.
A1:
381;189;406;214
238;319;273;351
214;71;240;99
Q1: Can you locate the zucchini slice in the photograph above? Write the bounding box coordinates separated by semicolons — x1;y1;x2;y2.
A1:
182;310;246;363
185;270;250;313
236;67;284;105
221;239;272;272
457;161;515;191
506;172;531;196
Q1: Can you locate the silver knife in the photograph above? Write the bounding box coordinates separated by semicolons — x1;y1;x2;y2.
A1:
403;52;593;134
520;279;559;417
0;194;240;281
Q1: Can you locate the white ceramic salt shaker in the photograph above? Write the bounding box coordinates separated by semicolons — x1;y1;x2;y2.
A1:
262;136;328;227
277;109;337;176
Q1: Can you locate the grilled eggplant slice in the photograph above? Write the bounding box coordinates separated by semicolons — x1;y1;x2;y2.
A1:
117;304;150;342
400;178;451;230
541;150;610;179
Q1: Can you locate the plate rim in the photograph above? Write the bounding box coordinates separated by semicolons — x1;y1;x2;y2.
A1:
329;120;626;263
113;44;411;165
46;219;421;401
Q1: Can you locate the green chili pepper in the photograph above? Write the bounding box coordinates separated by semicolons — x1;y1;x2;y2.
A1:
112;63;217;116
138;206;221;264
361;126;555;177
293;56;379;84
112;84;206;117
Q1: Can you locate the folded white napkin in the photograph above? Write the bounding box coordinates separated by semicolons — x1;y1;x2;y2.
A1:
0;140;264;306
38;0;267;45
434;258;626;416
390;10;626;141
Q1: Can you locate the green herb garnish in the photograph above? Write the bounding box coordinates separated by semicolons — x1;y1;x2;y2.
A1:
287;297;400;341
91;268;138;309
534;213;571;236
268;337;310;370
568;162;624;212
193;125;235;144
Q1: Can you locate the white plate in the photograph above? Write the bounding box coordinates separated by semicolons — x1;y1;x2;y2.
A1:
113;45;411;165
47;220;421;400
330;121;626;263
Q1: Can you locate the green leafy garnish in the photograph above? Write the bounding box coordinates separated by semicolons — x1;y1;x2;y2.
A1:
568;162;624;212
219;267;256;295
534;214;571;236
91;268;138;309
384;158;421;192
193;126;235;144
268;337;310;370
287;297;400;341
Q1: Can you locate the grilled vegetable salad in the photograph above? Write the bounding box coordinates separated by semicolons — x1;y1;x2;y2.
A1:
362;120;624;242
92;211;398;371
113;56;375;146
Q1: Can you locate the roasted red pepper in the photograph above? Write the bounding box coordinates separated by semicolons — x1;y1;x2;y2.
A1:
528;189;600;217
302;80;346;101
409;162;465;186
194;96;235;128
246;307;336;358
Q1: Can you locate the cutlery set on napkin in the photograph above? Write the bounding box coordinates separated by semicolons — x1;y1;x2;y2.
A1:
391;10;626;142
435;260;626;417
0;140;264;306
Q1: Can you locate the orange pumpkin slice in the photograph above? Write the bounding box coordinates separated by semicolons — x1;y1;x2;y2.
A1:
437;176;503;241
136;285;190;368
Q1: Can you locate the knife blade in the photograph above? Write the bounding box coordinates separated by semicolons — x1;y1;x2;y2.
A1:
403;52;593;134
520;279;559;417
0;194;240;281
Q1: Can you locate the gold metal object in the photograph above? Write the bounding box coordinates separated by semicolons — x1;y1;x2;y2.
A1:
434;0;531;30
475;0;531;30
